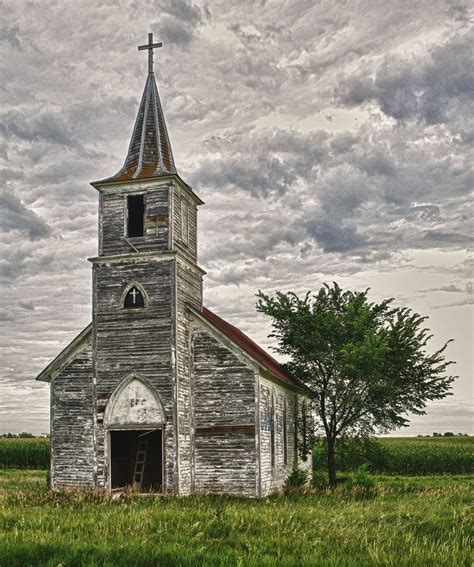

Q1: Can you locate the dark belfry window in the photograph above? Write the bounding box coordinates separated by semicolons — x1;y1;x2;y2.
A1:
270;391;275;468
127;195;144;237
124;286;144;308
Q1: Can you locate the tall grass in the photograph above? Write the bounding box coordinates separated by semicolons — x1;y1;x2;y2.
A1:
313;436;474;475
0;469;472;566
0;438;49;469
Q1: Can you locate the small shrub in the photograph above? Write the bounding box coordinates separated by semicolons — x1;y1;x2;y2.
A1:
344;464;377;497
311;469;328;489
284;465;308;490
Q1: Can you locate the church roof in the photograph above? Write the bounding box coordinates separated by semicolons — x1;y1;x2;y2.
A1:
37;308;304;391
200;307;304;390
94;72;176;184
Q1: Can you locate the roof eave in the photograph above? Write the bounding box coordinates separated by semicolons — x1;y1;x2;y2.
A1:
90;173;204;205
259;368;310;395
188;305;307;393
35;324;92;383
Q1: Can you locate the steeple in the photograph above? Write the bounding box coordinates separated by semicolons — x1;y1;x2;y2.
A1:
95;34;177;184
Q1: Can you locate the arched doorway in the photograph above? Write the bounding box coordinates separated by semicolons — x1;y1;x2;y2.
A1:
104;376;165;492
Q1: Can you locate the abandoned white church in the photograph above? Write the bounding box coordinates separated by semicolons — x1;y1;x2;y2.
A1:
36;35;310;497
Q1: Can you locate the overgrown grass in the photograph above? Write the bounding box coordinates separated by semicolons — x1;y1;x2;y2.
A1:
0;469;472;566
0;437;49;469
313;436;474;475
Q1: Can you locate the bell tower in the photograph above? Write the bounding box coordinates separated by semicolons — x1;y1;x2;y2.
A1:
89;34;204;494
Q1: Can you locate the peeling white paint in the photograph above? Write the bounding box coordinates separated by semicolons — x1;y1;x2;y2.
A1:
106;378;165;426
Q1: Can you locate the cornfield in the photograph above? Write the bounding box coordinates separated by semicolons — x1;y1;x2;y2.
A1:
0;438;49;469
312;436;474;475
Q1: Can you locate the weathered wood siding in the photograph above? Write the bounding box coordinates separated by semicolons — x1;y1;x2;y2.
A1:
259;376;303;496
175;259;202;494
99;182;171;256
51;343;95;487
171;185;198;264
191;325;258;497
93;256;176;491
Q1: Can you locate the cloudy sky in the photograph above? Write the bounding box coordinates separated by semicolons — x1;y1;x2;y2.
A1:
1;0;472;435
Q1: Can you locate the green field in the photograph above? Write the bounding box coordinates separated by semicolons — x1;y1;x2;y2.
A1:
313;436;474;475
0;437;49;469
0;469;472;566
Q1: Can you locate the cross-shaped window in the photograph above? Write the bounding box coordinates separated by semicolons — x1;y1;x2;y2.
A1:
124;286;145;308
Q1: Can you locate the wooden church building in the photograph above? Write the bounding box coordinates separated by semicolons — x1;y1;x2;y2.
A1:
36;35;310;498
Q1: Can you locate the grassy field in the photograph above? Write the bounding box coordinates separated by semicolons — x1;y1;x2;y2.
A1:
313;436;474;475
0;469;472;566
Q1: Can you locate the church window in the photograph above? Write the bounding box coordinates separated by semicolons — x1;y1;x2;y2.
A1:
283;397;288;465
127;194;144;237
181;201;189;245
270;391;275;468
301;400;308;462
124;286;145;308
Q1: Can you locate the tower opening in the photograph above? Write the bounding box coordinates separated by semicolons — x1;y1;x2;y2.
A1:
110;429;163;492
127;195;144;237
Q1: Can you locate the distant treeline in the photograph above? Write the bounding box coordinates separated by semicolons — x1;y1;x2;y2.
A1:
0;433;49;438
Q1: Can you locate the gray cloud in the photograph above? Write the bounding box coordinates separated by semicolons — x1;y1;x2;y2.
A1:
439;284;463;293
153;0;209;46
192;119;471;258
1;1;472;434
339;33;474;126
0;24;21;49
0;309;14;322
0;110;77;147
0;188;50;240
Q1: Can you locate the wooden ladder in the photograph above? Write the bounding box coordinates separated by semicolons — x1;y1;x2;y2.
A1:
133;436;149;490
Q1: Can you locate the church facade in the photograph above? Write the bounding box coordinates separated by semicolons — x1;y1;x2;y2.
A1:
36;36;310;498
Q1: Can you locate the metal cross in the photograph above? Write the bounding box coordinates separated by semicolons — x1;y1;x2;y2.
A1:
130;288;139;304
138;33;162;74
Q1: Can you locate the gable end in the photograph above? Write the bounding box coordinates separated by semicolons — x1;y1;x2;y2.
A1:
35;324;92;383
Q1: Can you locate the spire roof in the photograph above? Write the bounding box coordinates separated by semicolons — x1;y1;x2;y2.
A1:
96;72;177;185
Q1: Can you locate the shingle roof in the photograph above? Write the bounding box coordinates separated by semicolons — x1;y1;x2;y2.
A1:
200;307;302;389
94;73;176;184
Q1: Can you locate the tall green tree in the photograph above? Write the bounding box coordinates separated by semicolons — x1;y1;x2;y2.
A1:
257;283;456;485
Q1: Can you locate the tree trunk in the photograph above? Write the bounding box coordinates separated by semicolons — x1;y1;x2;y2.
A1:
327;439;337;487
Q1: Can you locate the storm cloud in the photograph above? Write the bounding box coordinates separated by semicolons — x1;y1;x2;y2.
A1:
0;0;472;435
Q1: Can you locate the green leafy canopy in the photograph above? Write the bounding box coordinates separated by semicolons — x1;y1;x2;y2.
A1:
257;283;456;440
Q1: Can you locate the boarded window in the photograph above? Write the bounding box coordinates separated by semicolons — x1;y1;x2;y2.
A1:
124;286;144;308
270;391;275;468
127;195;144;237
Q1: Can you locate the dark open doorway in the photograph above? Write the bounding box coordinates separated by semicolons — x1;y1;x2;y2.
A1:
110;429;163;492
